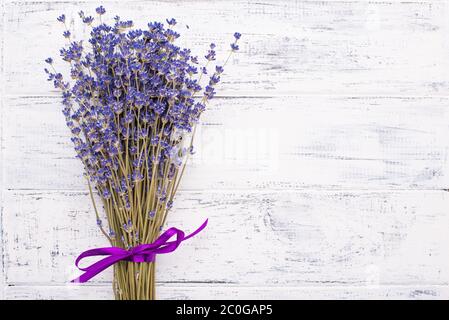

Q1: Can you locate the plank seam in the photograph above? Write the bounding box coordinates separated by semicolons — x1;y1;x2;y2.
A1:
5;94;449;99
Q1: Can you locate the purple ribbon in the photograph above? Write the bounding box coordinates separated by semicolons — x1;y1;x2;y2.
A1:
71;219;208;283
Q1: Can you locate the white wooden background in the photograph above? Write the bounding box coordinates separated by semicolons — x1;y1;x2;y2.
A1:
1;0;449;300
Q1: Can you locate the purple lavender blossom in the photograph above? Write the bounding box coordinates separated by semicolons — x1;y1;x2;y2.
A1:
108;229;116;239
205;43;216;61
166;18;177;26
44;7;240;246
231;43;239;51
148;210;156;219
96;6;106;15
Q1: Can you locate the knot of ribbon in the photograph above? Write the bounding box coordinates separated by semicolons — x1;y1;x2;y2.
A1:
71;219;208;283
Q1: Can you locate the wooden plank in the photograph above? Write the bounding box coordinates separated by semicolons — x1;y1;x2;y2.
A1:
3;190;449;286
3;0;449;96
4;284;449;300
3;95;449;191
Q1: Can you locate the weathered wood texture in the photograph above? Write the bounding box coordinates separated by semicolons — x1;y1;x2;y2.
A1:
3;191;449;287
1;0;449;299
4;0;449;96
5;285;449;300
1;0;5;300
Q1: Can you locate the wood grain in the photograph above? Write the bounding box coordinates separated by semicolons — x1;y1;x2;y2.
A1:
3;0;449;96
3;190;449;286
1;0;449;299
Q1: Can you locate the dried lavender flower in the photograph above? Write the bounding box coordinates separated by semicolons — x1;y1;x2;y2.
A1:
95;6;106;15
44;7;240;299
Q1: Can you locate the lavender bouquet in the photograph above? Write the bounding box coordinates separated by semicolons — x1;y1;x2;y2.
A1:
44;6;240;300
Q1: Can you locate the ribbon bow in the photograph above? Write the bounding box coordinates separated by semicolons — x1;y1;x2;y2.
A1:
71;219;208;283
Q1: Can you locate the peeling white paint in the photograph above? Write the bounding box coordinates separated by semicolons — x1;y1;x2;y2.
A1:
1;0;449;299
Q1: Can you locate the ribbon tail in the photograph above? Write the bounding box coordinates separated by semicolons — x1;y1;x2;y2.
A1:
183;219;208;241
151;219;208;254
71;254;127;283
